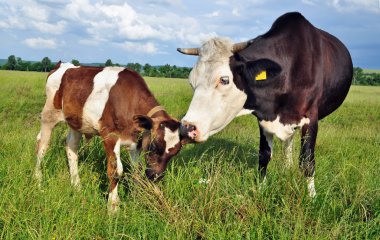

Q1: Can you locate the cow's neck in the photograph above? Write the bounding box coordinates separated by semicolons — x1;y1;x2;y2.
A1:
135;88;169;119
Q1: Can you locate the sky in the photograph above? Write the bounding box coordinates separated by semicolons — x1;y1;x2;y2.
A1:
0;0;379;69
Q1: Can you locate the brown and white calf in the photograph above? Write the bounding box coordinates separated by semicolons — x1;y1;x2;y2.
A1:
35;62;183;211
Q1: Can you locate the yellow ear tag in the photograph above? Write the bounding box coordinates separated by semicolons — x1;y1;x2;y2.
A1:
255;70;267;81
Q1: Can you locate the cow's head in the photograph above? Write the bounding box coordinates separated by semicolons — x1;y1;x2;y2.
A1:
177;38;252;142
133;115;184;181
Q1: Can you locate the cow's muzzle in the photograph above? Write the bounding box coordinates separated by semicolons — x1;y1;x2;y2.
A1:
145;168;164;182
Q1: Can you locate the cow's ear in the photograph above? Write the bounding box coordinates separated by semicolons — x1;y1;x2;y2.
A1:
244;59;282;83
133;115;153;131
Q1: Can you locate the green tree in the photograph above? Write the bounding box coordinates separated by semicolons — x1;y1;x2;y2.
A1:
22;61;32;71
143;63;152;76
41;57;52;72
127;63;142;73
7;55;17;70
105;59;113;66
31;61;42;72
71;59;80;66
353;67;363;85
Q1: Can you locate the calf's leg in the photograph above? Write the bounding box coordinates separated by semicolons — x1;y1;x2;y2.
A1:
35;102;63;185
66;128;82;189
103;137;124;213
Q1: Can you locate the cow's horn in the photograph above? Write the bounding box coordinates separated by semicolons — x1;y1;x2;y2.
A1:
177;48;200;56
232;40;252;53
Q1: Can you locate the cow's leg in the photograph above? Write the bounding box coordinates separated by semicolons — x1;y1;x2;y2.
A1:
66;128;82;189
258;125;273;184
35;103;63;185
103;137;123;213
283;134;294;169
299;119;318;198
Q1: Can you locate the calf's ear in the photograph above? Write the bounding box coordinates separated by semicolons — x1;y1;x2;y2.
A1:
133;115;153;131
244;58;282;84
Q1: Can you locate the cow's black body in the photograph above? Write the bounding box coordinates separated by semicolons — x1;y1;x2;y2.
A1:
177;12;353;196
231;12;352;182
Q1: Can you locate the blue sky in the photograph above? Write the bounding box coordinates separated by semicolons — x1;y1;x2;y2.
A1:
0;0;379;68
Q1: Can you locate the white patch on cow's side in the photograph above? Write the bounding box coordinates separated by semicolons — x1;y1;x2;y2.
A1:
259;116;310;142
164;127;180;153
46;63;78;98
307;176;316;198
82;67;125;133
113;139;123;177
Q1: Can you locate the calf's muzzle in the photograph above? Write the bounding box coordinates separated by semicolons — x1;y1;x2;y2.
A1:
180;122;198;140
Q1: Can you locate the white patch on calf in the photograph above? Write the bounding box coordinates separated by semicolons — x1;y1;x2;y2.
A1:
259;116;310;141
113;139;123;177
46;63;78;98
108;183;120;213
164;127;180;153
82;67;125;133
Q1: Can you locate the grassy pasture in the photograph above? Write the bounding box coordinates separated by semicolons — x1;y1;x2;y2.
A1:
363;69;380;74
0;70;379;239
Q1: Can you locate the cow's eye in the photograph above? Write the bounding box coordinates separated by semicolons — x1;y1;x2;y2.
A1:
219;76;229;85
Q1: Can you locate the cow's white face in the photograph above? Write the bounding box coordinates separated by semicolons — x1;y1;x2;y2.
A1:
180;38;248;142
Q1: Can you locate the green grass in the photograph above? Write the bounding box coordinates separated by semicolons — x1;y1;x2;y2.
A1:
0;70;380;239
363;69;380;74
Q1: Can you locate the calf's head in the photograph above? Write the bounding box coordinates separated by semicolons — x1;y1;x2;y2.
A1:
133;115;184;181
177;38;252;142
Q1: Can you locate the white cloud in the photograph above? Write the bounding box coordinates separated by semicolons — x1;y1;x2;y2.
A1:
78;38;101;46
302;0;315;5
61;1;215;47
205;11;220;18
232;8;240;16
117;41;159;54
330;0;380;12
21;5;49;21
0;0;69;34
32;20;67;35
23;37;57;49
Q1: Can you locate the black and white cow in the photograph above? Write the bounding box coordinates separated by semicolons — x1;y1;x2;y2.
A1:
177;12;353;197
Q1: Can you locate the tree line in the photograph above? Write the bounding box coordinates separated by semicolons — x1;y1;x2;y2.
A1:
353;67;380;86
1;55;192;79
2;55;379;84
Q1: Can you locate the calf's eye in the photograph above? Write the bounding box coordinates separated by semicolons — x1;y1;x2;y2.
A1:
219;76;229;85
